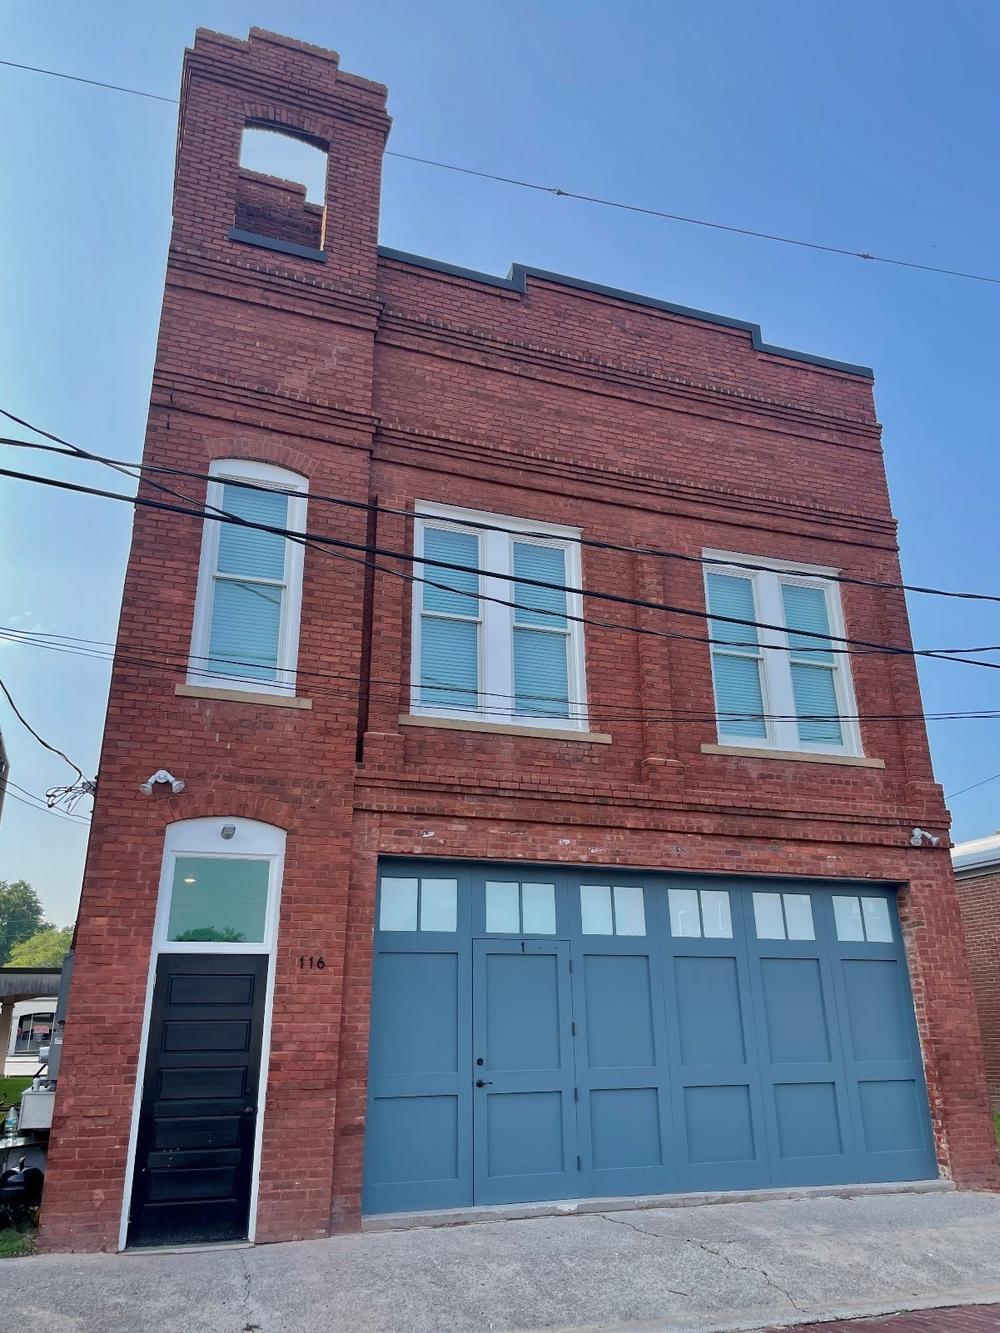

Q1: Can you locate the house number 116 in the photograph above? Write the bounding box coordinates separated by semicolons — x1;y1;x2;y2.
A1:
298;956;326;970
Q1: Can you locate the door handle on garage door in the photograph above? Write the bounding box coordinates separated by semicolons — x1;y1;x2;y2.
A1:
475;1079;493;1088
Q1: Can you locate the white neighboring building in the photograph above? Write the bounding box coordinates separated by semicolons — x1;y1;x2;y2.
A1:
5;997;57;1076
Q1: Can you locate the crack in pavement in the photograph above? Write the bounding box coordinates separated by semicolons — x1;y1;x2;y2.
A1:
238;1249;262;1333
599;1213;808;1313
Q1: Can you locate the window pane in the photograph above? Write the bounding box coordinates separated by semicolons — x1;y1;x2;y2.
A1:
580;884;614;935
513;627;569;718
485;881;520;933
712;652;767;739
613;885;646;936
752;891;786;939
217;482;288;580
420;878;457;932
208;578;282;680
513;543;567;627
861;896;893;943
781;583;834;661
380;877;418;932
707;573;759;647
521;882;556;934
422;528;480;616
701;889;733;938
833;896;865;942
420;616;479;709
790;663;843;746
668;887;701;938
168;856;269;943
782;893;815;940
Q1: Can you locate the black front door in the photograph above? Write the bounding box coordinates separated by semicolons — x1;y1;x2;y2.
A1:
128;953;267;1247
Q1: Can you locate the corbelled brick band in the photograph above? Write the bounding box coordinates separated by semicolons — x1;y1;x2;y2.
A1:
38;26;999;1252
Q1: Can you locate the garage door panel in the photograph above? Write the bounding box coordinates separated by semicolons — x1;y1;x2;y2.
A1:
683;1084;756;1164
590;1087;663;1170
674;954;747;1066
370;952;459;1076
840;959;912;1063
759;957;833;1064
582;954;656;1069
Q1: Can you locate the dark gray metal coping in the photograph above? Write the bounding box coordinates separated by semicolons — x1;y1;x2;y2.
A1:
0;967;61;1000
228;227;327;263
377;246;875;380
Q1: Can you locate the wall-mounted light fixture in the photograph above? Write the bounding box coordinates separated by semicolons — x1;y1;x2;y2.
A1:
139;769;186;796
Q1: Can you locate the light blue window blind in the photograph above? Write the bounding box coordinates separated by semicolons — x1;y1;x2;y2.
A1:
420;527;480;709
512;542;570;717
706;573;766;738
781;583;843;744
208;483;289;680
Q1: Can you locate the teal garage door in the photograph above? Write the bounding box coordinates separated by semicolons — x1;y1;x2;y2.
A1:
363;862;936;1215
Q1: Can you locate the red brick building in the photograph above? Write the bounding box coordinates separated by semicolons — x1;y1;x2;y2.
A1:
39;28;998;1252
953;834;1000;1114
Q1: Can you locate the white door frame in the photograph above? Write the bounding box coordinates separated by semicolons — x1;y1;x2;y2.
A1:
117;816;285;1251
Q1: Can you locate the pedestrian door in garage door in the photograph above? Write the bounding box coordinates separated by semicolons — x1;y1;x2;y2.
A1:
362;862;936;1215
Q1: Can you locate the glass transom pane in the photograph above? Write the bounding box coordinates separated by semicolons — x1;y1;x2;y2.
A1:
861;896;893;943
833;896;864;942
701;889;733;939
782;893;815;940
613;885;646;936
521;882;556;934
380;878;418;932
668;887;701;937
168;857;269;943
580;884;614;935
422;528;480;616
217;483;288;580
752;891;786;940
485;881;520;933
419;879;457;932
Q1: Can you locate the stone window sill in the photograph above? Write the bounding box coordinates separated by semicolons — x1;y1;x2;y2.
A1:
700;743;884;769
176;684;312;710
398;714;611;744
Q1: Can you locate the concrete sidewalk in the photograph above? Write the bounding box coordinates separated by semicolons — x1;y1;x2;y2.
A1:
5;1189;1000;1332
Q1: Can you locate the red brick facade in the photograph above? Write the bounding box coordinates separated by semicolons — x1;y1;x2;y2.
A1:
954;863;1000;1113
38;27;999;1251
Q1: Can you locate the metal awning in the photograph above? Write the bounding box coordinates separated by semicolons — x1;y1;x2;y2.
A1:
0;968;62;1001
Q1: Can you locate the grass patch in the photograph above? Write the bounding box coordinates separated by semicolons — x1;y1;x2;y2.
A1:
994;1111;1000;1151
0;1226;36;1258
0;1077;32;1111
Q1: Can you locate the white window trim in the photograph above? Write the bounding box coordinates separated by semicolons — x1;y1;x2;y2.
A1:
187;458;308;696
410;502;589;731
118;817;285;1251
703;549;863;758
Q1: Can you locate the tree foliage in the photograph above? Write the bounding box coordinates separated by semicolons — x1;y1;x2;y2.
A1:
6;925;73;968
0;880;50;966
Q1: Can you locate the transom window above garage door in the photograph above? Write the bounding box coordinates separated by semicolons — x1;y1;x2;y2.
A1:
485;880;556;934
668;886;733;938
379;875;458;932
752;890;816;940
411;503;588;731
580;884;646;935
832;894;893;942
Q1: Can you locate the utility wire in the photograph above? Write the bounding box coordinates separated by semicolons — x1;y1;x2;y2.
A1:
2;785;91;825
0;676;86;780
944;771;1000;802
7;422;1000;610
3;778;90;823
2;58;998;288
5;622;1000;726
5;461;1000;674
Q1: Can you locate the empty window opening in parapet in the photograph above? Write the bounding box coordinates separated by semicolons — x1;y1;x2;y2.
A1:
235;124;329;250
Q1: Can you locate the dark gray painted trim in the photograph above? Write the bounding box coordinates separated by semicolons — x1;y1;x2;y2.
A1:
228;227;327;263
377;246;874;380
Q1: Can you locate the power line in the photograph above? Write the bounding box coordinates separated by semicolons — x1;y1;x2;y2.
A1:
2;58;998;288
2;785;91;826
5;623;1000;728
8;423;1000;610
6;460;1000;675
3;778;90;824
945;771;1000;802
0;677;86;780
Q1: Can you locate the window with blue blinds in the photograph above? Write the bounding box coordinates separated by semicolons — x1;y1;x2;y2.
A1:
208;483;289;681
512;543;570;717
419;527;481;710
188;462;307;696
703;558;860;757
781;583;843;745
706;573;767;739
413;510;587;730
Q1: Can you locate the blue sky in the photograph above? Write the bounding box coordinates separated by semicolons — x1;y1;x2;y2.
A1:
2;1;998;926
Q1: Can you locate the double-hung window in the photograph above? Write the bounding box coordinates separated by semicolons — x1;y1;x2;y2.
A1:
412;503;587;729
703;551;861;756
188;459;308;696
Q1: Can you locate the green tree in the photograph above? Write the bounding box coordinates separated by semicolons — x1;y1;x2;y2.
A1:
0;880;50;965
6;925;73;968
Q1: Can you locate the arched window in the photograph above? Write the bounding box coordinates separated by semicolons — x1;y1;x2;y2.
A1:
188;459;308;696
